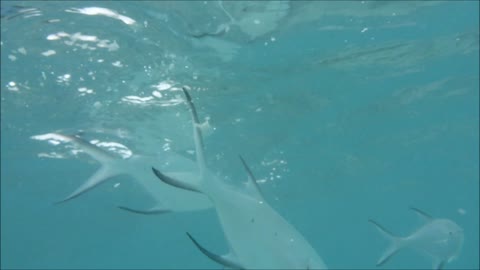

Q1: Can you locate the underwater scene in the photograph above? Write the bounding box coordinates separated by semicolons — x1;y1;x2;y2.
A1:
1;1;479;269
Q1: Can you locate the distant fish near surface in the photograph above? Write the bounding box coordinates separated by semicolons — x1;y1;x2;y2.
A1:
369;207;464;270
152;87;328;269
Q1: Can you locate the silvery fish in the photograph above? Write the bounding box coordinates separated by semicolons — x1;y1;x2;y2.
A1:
152;87;327;269
369;207;464;270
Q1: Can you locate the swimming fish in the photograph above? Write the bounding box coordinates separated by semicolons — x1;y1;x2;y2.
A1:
50;133;212;213
369;207;464;270
49;87;216;213
152;87;328;269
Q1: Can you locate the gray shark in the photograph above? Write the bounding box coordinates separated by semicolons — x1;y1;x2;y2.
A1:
151;88;328;269
369;207;464;270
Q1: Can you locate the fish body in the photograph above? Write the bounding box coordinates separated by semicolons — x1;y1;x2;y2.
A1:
207;177;327;269
152;87;327;269
51;133;212;213
370;207;464;270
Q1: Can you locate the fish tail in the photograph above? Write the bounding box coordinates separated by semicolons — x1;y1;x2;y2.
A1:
52;133;128;204
152;87;208;194
368;219;406;267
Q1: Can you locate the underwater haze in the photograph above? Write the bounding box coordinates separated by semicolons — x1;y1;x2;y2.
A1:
1;1;479;269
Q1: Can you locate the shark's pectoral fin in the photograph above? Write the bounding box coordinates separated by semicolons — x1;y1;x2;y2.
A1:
152;167;202;193
186;232;244;269
117;205;171;215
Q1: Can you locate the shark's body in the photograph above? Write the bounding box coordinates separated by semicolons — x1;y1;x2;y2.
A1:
369;207;464;270
152;87;327;269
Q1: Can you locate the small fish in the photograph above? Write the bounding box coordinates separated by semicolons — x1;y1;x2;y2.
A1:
369;207;464;270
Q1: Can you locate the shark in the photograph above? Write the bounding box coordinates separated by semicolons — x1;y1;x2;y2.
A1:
48;89;218;214
151;88;328;269
369;207;464;270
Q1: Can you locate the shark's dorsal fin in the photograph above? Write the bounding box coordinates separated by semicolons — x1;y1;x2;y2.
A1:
410;207;433;222
239;155;264;200
117;205;171;215
186;232;244;269
182;87;207;176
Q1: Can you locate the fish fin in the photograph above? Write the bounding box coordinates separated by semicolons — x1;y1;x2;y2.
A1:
154;88;208;194
410;207;434;222
186;232;244;269
368;219;405;267
238;155;264;200
53;133;118;164
54;166;122;204
117;205;171;215
433;258;446;270
52;133;127;204
182;86;207;176
152;167;202;193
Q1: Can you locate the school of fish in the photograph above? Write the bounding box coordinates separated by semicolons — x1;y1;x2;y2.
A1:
43;87;464;270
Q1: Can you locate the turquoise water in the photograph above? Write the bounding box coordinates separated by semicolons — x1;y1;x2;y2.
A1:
1;1;478;269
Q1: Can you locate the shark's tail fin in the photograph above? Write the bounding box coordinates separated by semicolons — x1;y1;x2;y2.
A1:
368;219;406;267
53;133;128;204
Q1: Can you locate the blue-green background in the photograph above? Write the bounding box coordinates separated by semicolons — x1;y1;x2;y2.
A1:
1;1;478;269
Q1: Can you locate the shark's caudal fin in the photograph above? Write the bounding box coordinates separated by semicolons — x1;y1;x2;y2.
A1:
186;232;244;269
368;219;406;267
52;133;128;204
